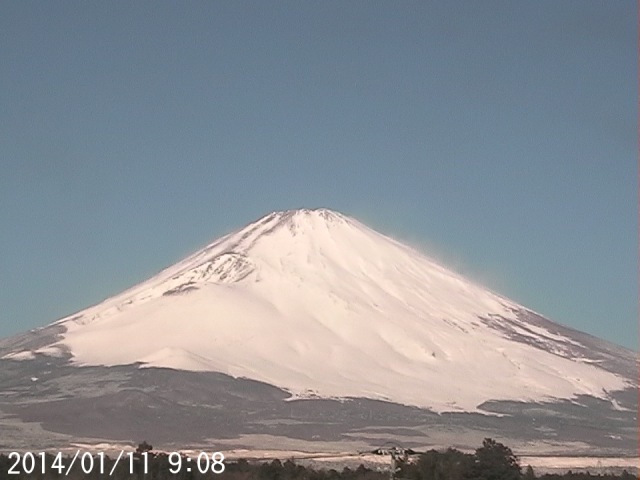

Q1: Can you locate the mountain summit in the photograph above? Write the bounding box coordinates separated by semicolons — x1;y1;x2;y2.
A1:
4;208;632;415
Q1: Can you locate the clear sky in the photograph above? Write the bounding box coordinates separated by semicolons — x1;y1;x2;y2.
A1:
1;1;637;350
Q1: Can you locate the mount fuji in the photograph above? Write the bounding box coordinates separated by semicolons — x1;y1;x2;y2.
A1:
0;208;636;455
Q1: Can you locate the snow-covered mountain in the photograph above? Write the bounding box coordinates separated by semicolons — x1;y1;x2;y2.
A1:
3;208;633;416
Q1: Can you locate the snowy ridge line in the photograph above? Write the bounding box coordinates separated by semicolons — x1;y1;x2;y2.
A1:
8;208;633;414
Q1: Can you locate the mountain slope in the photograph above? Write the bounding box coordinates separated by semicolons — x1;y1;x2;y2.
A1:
3;208;633;415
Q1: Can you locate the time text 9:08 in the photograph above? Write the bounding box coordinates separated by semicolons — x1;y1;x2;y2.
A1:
6;450;225;476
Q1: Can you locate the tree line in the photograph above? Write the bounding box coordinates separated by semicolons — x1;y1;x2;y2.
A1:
0;438;635;480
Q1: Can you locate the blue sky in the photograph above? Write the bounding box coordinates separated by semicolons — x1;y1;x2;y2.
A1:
1;1;637;349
